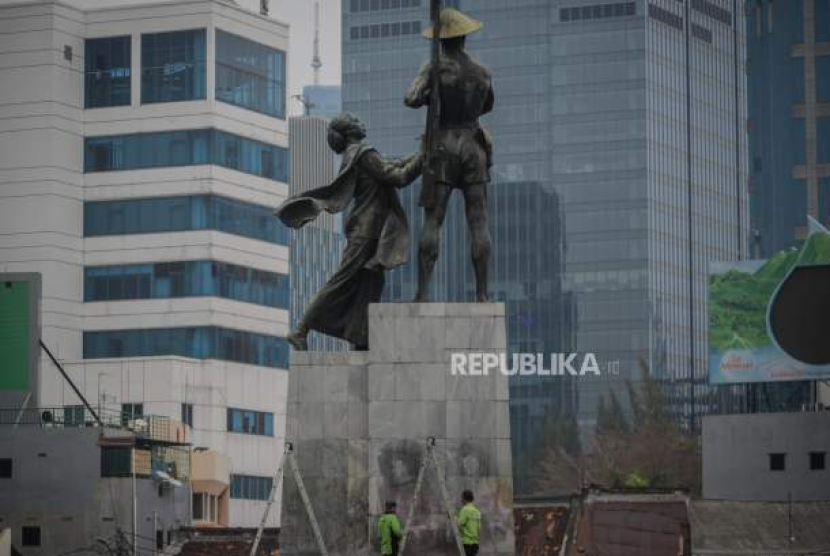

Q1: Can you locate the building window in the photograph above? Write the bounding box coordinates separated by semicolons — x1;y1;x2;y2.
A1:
560;2;635;22
64;405;85;426
213;130;288;181
227;408;274;436
690;0;731;25
85;36;131;108
810;451;826;471
121;403;144;426
181;403;194;428
192;492;204;520
349;21;426;40
83;195;288;245
21;526;41;547
0;458;11;478
84;261;289;309
141;29;206;103
101;447;132;477
648;3;684;30
216;30;286;118
769;452;786;471
230;474;273;500
192;492;219;522
83;129;288;183
84;327;289;369
84;129;210;172
691;23;713;43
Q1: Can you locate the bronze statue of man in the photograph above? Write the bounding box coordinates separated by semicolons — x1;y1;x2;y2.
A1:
405;7;494;302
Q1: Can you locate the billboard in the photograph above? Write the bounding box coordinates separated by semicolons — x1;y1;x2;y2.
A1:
709;219;830;384
0;273;40;407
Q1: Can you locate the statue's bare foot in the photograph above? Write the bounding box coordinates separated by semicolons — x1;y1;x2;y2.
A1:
476;293;490;303
414;291;430;303
287;330;308;351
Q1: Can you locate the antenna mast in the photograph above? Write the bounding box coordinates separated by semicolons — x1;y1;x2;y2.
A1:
311;2;322;86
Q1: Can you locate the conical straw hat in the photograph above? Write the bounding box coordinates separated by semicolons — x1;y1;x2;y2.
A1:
422;7;483;39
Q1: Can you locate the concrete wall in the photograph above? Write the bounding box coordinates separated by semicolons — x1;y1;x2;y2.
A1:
702;411;830;501
282;303;515;556
0;427;188;556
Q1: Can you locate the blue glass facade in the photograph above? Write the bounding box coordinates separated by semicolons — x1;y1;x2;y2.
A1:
84;129;288;182
742;0;827;411
84;195;288;245
85;129;209;171
83;327;289;368
216;30;286;118
290;225;348;351
85;36;131;108
141;29;206;104
84;261;288;309
230;474;273;499
214;129;288;181
226;408;274;436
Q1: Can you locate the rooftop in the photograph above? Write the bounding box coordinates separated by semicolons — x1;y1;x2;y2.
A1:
689;500;830;555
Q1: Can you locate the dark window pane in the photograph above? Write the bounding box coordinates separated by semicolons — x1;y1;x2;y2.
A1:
810;451;826;471
141;30;206;104
215;30;286;118
0;458;11;478
22;527;41;547
85;328;288;368
85;36;132;108
769;453;786;471
101;447;132;477
84;129;287;182
193;493;204;519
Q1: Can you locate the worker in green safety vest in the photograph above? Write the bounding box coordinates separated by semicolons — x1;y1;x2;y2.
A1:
378;500;403;556
457;489;481;556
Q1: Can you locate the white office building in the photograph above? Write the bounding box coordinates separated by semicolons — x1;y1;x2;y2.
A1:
0;0;291;526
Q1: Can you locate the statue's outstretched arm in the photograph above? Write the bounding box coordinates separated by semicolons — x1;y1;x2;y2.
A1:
361;150;423;189
405;61;431;108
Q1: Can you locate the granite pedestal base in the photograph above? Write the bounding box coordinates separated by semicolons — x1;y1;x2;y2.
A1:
281;303;514;556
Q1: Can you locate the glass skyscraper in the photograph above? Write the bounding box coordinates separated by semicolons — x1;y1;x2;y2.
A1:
742;0;829;412
342;0;748;471
748;0;830;258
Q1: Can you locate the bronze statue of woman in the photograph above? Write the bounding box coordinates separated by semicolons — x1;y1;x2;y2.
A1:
276;113;423;350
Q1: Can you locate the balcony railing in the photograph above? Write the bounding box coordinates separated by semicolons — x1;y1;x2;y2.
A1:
0;407;189;445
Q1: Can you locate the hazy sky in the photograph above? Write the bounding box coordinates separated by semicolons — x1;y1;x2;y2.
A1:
243;0;343;116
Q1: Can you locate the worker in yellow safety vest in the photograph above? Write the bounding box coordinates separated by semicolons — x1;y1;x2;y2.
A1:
378;500;403;556
457;489;481;556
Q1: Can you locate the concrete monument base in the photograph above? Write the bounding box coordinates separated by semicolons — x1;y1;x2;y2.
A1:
281;303;514;556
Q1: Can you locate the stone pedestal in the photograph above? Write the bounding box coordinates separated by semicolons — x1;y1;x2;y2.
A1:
281;303;514;556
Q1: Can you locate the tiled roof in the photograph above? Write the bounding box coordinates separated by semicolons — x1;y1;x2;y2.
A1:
567;493;690;556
